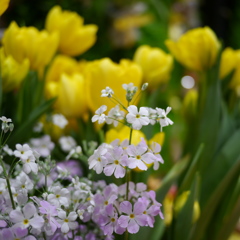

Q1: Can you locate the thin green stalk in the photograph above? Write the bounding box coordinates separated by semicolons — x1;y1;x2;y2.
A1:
125;128;133;201
0;156;15;209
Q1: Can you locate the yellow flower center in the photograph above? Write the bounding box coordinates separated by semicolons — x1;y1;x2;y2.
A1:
136;155;141;160
104;201;108;205
136;114;140;118
114;160;119;165
23;219;29;225
56;194;60;198
130;214;135;219
111;218;116;222
21;185;25;189
97;158;101;162
64;219;69;223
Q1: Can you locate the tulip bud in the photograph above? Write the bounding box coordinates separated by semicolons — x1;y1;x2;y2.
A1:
166;27;220;71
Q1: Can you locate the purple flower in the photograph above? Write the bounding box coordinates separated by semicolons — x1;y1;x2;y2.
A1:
57;160;82;178
9;202;44;229
39;200;60;235
103;147;128;178
0;227;36;240
118;201;147;234
57;210;78;233
88;145;108;174
149;141;164;170
100;204;125;235
127;144;154;170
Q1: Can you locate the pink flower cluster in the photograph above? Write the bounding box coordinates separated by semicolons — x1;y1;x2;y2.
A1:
88;138;164;177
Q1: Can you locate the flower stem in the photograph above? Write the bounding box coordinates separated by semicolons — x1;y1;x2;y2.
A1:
0;156;15;209
125;128;133;201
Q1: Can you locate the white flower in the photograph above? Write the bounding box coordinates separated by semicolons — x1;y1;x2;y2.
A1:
0;116;12;123
156;107;174;130
21;155;38;174
66;146;82;160
122;83;138;93
91;105;107;124
10;202;44;229
30;135;55;157
14;144;33;160
59;136;77;152
3;144;13;156
52;114;68;129
14;172;34;194
146;107;157;125
101;87;114;97
57;210;78;233
33;122;43;132
149;141;164;170
106;105;125;127
126;105;150;130
88;145;108;174
47;186;70;207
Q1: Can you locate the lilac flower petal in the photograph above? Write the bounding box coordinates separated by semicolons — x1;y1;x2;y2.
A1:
103;223;114;235
120;201;132;214
114;165;125;178
104;165;115;176
68;221;78;230
118;215;129;228
136;161;147;170
30;215;44;228
14;227;28;238
10;210;24;223
23;203;36;219
135;215;147;227
68;212;77;221
133;202;146;215
127;219;139;234
61;222;69;233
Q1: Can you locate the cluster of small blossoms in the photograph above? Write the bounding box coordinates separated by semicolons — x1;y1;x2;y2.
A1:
88;83;173;235
92;83;173;131
0;142;114;239
88;138;163;177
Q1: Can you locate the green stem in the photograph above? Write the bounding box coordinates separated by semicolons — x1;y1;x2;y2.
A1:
125;128;133;201
0;156;15;209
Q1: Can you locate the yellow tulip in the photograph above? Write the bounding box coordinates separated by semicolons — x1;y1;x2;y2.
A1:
0;48;29;92
2;21;58;73
45;5;98;56
0;0;9;15
220;47;240;79
105;125;146;145
165;27;220;71
45;54;79;83
133;45;173;89
85;58;142;113
149;131;165;147
45;73;88;118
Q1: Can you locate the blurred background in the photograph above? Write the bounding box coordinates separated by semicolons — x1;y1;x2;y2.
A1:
1;0;240;60
0;0;240;239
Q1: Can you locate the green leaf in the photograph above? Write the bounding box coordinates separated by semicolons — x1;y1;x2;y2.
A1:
213;177;240;240
189;158;240;240
9;97;56;146
174;173;200;240
156;157;188;203
179;144;204;193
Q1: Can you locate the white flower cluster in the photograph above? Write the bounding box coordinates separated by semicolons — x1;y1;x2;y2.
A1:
92;84;173;131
